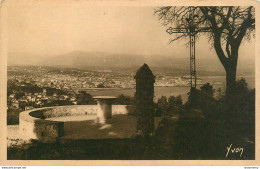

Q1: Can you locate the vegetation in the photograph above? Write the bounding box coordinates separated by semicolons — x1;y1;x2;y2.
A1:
148;79;255;159
97;83;105;88
7;77;255;160
7;80;67;97
114;94;135;105
155;95;184;116
76;91;95;105
155;6;255;96
7;81;96;124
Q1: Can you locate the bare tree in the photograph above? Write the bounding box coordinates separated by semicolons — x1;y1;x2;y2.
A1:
154;6;255;95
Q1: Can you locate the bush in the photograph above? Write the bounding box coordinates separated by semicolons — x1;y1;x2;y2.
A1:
114;94;135;105
214;78;256;122
7;109;21;125
155;96;167;116
97;83;105;88
76;91;95;105
155;95;184;117
165;80;255;159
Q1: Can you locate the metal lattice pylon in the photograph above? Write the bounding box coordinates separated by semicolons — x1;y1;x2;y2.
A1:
166;26;210;89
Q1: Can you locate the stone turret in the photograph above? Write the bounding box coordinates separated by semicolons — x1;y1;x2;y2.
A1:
134;63;155;136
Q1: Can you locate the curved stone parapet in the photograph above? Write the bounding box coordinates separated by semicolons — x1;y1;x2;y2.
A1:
19;105;134;143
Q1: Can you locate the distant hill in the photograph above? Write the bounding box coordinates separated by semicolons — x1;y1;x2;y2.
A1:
8;51;188;68
8;51;254;76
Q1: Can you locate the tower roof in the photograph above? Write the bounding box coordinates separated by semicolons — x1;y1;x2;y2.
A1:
135;63;155;79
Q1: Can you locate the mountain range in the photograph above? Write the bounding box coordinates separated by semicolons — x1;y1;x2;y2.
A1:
8;51;254;75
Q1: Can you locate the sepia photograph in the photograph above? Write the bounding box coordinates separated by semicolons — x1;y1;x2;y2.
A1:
0;0;259;165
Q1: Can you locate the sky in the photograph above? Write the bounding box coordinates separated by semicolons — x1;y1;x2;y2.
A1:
7;2;255;64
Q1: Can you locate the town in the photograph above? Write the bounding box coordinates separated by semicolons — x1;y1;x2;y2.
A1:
7;66;207;106
8;66;203;91
7;66;203;124
4;4;256;162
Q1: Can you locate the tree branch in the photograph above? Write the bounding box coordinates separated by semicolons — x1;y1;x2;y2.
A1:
226;39;231;58
169;34;188;44
213;32;228;69
235;6;254;47
199;7;218;31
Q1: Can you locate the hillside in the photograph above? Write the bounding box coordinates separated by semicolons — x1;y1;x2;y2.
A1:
8;51;254;76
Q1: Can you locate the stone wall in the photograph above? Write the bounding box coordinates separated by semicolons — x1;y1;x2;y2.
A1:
19;105;134;143
19;118;64;143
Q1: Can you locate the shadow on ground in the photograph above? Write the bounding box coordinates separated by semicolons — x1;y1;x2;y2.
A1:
7;116;255;160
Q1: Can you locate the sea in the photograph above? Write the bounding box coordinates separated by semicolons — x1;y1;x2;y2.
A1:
85;76;255;103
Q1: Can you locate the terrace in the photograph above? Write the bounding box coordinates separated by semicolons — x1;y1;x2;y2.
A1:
19;104;137;143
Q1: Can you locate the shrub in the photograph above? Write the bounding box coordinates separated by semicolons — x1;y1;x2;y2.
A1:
155;95;184;117
76;91;95;105
114;94;135;105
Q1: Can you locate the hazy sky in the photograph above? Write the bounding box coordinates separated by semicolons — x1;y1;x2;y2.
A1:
7;2;255;64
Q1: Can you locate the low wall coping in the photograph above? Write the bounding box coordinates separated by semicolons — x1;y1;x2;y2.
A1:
19;105;133;123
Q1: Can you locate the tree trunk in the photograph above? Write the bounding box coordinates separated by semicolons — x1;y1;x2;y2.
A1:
224;52;238;116
225;65;236;96
225;47;238;95
213;31;239;96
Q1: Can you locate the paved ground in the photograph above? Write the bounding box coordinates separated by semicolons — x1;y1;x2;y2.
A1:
7;114;137;147
58;115;137;140
48;114;138;140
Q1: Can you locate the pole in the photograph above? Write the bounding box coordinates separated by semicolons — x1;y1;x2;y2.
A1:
190;32;196;89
